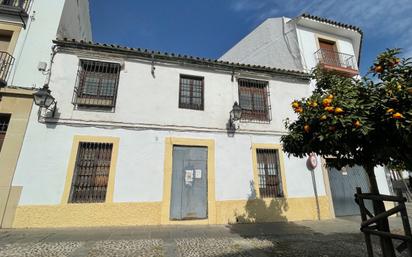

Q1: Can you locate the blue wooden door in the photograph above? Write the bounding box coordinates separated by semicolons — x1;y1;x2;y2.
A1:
329;165;371;216
170;146;208;220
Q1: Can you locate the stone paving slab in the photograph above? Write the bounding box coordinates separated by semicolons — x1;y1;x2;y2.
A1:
0;217;409;257
0;241;83;257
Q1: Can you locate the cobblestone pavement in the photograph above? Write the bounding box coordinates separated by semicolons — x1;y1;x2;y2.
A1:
0;217;409;257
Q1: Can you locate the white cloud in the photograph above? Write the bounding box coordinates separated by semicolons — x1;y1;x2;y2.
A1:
229;0;412;56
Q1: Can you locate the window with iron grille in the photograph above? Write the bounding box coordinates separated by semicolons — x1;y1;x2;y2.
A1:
256;149;283;198
73;60;121;108
238;78;270;121
179;75;204;110
69;142;113;203
0;114;10;152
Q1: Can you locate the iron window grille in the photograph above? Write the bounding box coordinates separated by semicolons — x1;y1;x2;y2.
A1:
315;48;356;70
256;149;283;198
0;114;10;152
0;51;15;87
68;142;113;203
73;60;121;108
238;78;271;122
179;75;204;110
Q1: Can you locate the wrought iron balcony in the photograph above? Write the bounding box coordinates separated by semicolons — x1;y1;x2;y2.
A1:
0;51;14;87
315;48;358;76
0;0;31;16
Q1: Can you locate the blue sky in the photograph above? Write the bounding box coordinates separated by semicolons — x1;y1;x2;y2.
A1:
90;0;412;75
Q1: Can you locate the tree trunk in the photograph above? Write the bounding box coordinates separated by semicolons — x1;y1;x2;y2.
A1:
364;163;396;257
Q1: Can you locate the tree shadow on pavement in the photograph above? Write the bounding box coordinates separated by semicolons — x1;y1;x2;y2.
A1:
214;181;395;257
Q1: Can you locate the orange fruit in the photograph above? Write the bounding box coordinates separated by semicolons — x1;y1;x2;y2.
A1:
325;106;335;113
334;107;344;114
304;125;310;133
392;112;404;119
294;107;303;113
292;101;300;108
353;120;361;128
374;65;383;73
386;108;395;114
322;98;332;107
327;95;334;100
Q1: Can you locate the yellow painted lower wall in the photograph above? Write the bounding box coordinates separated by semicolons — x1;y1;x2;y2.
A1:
13;202;162;228
13;196;332;228
215;196;332;224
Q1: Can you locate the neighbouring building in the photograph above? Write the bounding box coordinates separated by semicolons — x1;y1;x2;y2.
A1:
0;0;92;228
221;13;393;217
8;13;392;228
221;13;362;77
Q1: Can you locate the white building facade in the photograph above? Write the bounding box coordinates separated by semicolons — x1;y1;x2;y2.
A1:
10;35;391;228
221;13;362;76
0;0;91;228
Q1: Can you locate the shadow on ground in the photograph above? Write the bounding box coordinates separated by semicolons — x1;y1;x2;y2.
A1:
217;181;400;257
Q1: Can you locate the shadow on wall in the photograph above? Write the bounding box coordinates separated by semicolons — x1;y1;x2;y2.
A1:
233;181;289;224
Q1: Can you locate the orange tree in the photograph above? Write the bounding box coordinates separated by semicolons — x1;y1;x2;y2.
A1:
282;48;411;193
281;49;411;256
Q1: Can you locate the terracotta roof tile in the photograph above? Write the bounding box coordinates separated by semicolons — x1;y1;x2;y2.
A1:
300;13;363;35
53;38;310;79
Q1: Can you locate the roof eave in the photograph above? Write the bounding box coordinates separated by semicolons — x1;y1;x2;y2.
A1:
53;38;311;80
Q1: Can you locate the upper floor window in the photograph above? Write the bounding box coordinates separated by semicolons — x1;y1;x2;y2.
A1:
179;75;204;110
238;78;270;122
318;39;339;67
315;38;357;75
73;60;121;108
69;142;114;203
0;114;10;152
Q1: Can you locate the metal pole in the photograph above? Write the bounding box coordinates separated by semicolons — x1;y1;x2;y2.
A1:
311;169;321;221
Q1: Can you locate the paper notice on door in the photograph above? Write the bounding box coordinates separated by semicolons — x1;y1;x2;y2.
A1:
195;169;202;179
185;170;194;184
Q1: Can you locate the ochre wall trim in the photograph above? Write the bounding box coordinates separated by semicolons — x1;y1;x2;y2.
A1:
251;143;288;198
161;137;216;225
60;135;120;204
13;196;331;228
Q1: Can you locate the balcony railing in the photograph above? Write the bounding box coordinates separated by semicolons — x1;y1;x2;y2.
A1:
0;0;31;14
315;48;357;71
0;51;14;87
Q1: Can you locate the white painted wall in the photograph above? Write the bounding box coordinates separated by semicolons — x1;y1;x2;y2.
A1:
7;0;91;88
13;110;328;205
9;0;66;88
220;18;303;71
49;52;310;134
221;17;359;75
12;51;328;205
57;0;92;41
375;166;391;195
296;25;357;72
13;113;390;206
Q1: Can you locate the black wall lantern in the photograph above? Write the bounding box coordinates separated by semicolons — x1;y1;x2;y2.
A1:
228;101;242;131
33;84;57;117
